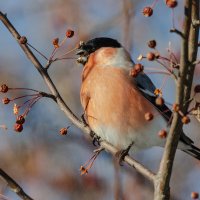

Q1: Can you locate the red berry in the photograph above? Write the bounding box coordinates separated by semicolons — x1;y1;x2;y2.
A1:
147;52;156;61
129;68;138;77
66;29;74;38
2;97;10;104
145;112;154;121
16;115;25;125
0;84;9;93
134;63;144;73
158;129;167;138
59;127;68;135
181;116;190;124
142;7;153;17
165;0;178;8
147;40;157;48
191;192;199;199
52;38;59;48
14;124;23;132
155;97;165;106
172;103;180;112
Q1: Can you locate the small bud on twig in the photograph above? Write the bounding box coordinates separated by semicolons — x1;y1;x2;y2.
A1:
19;36;27;44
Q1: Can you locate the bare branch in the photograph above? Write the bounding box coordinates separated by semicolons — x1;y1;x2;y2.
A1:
0;168;33;200
170;28;184;38
154;1;199;199
0;11;155;183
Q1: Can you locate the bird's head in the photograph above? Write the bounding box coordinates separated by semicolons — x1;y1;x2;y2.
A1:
76;37;122;65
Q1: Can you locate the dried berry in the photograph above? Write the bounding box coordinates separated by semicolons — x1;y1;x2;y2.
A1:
16;115;25;125
79;166;88;176
182;116;190;124
59;127;68;135
14;123;23;132
129;68;138;77
158;129;167;138
19;36;27;44
154;88;162;96
0;84;8;93
165;0;178;8
191;192;199;199
66;29;74;38
2;97;10;104
147;52;156;61
145;112;154;121
52;38;59;48
142;7;153;17
172;103;180;112
194;85;200;93
155;97;165;106
134;63;144;73
148;40;157;48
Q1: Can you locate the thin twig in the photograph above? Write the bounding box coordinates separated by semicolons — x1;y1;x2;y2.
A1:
170;28;184;38
0;168;33;200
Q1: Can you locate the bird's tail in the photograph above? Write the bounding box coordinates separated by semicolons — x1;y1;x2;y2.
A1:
183;144;200;160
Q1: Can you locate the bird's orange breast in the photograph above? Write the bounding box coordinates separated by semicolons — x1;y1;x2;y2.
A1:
80;56;158;141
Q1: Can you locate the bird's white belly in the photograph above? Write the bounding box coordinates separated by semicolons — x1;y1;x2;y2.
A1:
92;114;167;153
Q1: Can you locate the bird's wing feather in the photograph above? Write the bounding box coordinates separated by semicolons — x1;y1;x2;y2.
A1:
134;72;194;145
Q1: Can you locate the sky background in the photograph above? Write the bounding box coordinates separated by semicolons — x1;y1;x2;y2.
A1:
0;1;200;200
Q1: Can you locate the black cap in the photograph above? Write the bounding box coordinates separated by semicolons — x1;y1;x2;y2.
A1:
76;37;121;56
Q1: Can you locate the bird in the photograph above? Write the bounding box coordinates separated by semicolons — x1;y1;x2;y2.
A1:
76;37;200;160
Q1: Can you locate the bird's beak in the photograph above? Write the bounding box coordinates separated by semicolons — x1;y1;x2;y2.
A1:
76;49;87;56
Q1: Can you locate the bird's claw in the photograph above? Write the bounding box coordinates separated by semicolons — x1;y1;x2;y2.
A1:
115;142;134;166
89;131;101;146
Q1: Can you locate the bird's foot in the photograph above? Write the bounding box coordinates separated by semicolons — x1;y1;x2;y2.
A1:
115;142;134;166
81;113;88;126
91;131;101;146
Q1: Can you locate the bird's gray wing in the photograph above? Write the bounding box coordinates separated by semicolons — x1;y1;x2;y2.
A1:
134;72;194;145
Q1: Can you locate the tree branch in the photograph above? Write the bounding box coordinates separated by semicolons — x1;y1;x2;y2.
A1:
0;168;33;200
154;1;199;199
0;10;155;186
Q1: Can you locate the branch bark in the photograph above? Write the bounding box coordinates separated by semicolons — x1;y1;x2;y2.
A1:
0;168;33;200
154;1;199;199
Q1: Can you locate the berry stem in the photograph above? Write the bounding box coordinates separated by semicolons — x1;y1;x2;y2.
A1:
27;43;48;60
